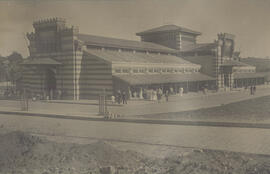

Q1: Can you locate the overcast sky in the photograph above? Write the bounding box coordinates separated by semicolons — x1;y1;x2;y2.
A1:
1;0;270;58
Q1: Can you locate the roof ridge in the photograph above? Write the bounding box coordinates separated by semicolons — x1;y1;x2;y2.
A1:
136;24;201;36
77;33;178;53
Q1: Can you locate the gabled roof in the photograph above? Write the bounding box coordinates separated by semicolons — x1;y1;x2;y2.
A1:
84;49;199;66
136;24;201;36
241;57;270;72
221;60;253;67
77;34;177;53
180;43;216;52
21;58;61;65
114;73;215;85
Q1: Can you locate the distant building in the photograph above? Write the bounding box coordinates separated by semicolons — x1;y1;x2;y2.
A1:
22;18;264;100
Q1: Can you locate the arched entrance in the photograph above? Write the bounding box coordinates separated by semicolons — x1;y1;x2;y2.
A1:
45;68;56;99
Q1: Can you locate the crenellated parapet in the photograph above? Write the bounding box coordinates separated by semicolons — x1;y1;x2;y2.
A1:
33;17;66;30
27;17;80;53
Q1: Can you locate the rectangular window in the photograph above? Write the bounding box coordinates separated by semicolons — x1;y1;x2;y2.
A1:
179;68;184;73
139;68;146;73
122;69;129;73
154;68;160;73
167;68;173;73
133;68;139;73
115;69;121;73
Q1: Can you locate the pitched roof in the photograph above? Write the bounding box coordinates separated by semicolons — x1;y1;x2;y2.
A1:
234;72;266;79
85;49;199;66
136;24;201;36
114;73;215;85
180;43;216;52
21;58;61;65
77;34;177;53
221;60;252;67
241;57;270;72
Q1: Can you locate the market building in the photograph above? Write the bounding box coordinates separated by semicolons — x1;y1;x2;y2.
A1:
22;18;263;100
137;25;265;90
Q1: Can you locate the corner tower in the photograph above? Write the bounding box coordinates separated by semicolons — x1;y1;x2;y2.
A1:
24;18;81;100
27;18;79;56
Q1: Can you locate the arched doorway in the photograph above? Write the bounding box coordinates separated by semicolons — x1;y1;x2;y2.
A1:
45;68;56;99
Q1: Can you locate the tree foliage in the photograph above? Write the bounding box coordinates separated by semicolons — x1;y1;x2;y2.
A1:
0;52;23;83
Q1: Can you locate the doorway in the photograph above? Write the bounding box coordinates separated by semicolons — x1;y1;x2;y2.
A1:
45;68;56;99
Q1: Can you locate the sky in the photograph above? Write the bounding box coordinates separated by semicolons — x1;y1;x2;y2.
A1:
0;0;270;58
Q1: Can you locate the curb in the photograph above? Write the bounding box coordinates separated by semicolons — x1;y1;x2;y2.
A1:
1;110;270;130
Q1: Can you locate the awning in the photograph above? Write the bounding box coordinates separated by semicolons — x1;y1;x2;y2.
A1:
113;73;215;86
21;58;61;65
234;73;266;79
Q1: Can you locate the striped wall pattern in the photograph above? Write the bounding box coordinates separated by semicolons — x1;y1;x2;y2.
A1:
22;66;44;94
22;51;77;99
78;52;113;99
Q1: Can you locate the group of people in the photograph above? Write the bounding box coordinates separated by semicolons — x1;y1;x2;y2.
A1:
111;90;127;104
144;88;170;102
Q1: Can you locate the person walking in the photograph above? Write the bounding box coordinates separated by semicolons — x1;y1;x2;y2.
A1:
250;86;253;95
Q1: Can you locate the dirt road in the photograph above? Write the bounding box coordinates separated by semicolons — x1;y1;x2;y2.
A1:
1;114;270;156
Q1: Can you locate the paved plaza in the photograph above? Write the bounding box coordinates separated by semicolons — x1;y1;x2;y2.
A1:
1;85;270;124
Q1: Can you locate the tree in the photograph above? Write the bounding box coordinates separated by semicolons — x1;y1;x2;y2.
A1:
0;56;8;82
6;52;23;85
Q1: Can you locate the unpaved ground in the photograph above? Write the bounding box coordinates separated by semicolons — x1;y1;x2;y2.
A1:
0;131;270;174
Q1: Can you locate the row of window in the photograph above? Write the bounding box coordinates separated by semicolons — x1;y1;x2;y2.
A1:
233;69;255;73
114;67;199;74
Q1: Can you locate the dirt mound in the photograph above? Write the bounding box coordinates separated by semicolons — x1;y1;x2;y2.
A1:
0;131;156;174
0;131;42;171
0;131;270;174
162;149;270;174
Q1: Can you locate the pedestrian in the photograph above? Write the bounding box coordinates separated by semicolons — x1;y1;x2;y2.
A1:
250;86;253;95
170;87;173;95
157;89;161;103
122;91;127;104
180;87;183;96
58;89;62;100
111;95;115;104
117;90;121;104
253;85;256;95
165;90;169;102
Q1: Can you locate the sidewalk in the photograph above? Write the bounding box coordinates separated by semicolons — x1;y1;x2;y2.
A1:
108;86;270;117
0;86;270;125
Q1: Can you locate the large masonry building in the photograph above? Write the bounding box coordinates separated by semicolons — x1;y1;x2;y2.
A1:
22;18;264;100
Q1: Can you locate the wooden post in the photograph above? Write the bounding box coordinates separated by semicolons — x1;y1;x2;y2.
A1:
186;81;189;93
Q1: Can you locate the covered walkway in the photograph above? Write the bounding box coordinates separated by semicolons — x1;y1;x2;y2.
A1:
113;73;215;100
